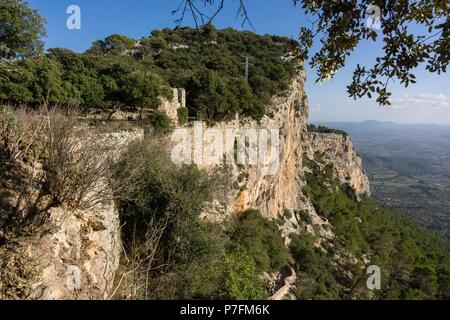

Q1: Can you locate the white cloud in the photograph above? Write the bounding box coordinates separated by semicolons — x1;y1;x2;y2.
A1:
310;103;323;113
389;93;450;109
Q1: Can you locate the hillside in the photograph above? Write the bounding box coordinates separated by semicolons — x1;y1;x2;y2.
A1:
0;26;297;121
1;28;449;300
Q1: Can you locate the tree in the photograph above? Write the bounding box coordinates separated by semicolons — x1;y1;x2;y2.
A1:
88;34;135;55
122;69;165;109
173;0;449;105
28;56;65;104
222;252;265;300
0;0;46;59
227;209;290;272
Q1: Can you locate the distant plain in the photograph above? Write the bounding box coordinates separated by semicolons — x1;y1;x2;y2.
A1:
317;121;450;239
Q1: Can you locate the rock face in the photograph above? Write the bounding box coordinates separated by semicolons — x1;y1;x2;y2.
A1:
24;203;122;300
159;88;186;122
1;66;370;300
307;133;371;197
0;130;144;300
26;130;144;300
191;67;370;231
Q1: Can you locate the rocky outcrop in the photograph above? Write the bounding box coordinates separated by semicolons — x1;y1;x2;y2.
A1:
0;130;144;300
159;88;186;123
269;268;297;300
1;65;370;300
307;133;370;197
186;67;309;223
24;202;121;300
191;67;370;239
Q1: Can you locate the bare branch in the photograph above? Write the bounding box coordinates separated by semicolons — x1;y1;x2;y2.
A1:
172;0;254;30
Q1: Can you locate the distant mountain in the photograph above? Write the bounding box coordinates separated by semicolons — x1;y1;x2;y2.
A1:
316;121;450;136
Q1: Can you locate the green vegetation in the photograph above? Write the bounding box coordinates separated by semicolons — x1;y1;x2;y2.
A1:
296;153;450;299
150;26;297;121
179;1;449;105
1;19;297;122
222;252;264;300
177;107;189;126
111;140;289;299
2;1;449;301
0;0;46;59
290;234;339;299
227;209;291;273
0;105;18;158
150;110;173;135
2;107;449;300
307;124;348;137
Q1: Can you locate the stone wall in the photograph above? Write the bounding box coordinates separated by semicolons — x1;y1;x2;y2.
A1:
159;88;186;122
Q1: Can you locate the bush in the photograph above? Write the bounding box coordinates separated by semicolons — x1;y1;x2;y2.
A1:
150;110;173;135
289;234;339;299
0;105;19;159
0;247;39;300
111;138;219;299
227;210;290;272
222;252;265;300
1;27;297;122
307;124;348;137
41;112;113;209
177;107;189;125
149;250;265;300
296;209;312;225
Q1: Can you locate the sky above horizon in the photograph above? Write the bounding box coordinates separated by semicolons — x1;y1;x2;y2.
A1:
27;0;450;124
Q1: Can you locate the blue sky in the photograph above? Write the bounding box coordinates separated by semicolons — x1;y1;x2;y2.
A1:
28;0;450;124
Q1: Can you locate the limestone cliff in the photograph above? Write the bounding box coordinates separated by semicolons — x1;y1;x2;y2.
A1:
307;133;370;197
0;67;370;300
0;130;143;300
193;67;370;240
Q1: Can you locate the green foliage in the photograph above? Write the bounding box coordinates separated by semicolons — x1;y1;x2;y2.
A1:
150;110;173;135
227;210;291;273
222;252;265;300
0;105;18;135
291;0;449;105
113;140;271;300
1;25;296;121
0;0;46;59
113;139;214;260
307;124;348;137
151;27;295;121
173;1;448;105
296;210;312;225
290;234;339;299
177;107;189;125
297;153;450;300
283;209;293;220
0;105;18;160
152;249;265;300
87;34;135;55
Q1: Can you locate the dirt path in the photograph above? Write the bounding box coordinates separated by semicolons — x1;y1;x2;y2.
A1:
269;268;296;300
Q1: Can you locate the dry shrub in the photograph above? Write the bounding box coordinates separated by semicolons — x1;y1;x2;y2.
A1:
40;111;115;210
0;105;47;164
0;246;38;300
1;106;48;233
1;106;116;234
